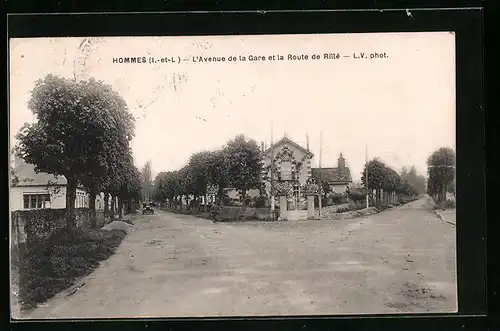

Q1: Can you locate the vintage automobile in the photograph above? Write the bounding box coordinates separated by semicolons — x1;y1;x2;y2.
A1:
142;203;155;215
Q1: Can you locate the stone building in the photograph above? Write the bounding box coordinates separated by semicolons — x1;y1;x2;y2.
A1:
261;136;352;208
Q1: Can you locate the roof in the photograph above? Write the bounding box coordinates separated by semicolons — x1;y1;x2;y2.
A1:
263;136;314;158
10;159;85;188
311;167;353;183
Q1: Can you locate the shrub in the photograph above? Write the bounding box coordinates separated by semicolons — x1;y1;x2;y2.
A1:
347;201;366;212
348;189;367;202
254;195;267;208
336;207;350;213
330;193;348;205
211;206;275;222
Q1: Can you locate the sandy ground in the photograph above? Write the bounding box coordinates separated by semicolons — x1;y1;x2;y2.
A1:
19;196;456;319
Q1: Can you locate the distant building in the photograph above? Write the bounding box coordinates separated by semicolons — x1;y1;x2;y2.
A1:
311;153;353;194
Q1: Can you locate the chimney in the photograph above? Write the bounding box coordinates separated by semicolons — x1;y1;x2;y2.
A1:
261;141;265;151
338;153;345;170
306;133;310;151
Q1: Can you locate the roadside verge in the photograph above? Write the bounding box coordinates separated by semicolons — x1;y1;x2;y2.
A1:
435;210;456;226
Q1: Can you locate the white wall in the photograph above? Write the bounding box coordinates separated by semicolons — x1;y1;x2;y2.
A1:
10;186;66;211
10;186;92;211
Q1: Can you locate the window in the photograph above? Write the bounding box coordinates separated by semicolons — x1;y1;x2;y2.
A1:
280;161;292;181
23;193;51;209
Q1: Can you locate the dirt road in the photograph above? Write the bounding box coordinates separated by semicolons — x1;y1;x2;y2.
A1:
23;196;456;319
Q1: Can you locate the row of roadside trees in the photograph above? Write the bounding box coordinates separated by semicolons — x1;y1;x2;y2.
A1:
360;159;425;206
14;74;142;229
154;135;263;210
357;146;455;207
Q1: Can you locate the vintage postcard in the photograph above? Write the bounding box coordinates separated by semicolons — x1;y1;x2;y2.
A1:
9;32;457;319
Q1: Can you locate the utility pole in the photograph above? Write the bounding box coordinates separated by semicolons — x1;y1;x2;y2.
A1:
318;131;323;217
365;144;369;209
270;121;275;215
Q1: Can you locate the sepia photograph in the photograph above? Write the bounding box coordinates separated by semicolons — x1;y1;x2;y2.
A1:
9;32;457;319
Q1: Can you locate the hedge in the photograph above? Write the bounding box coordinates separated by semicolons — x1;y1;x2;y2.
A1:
12;208;93;247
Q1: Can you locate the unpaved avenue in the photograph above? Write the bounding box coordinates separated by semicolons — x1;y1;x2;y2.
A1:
24;196;456;318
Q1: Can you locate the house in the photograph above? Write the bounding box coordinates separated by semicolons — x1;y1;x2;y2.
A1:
220;135;352;208
311;153;353;194
261;135;315;204
9;158;118;212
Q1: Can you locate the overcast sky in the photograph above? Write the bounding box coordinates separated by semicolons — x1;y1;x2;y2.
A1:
9;32;455;181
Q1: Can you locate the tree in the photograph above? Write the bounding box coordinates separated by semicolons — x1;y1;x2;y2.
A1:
15;75;134;228
321;181;332;199
117;159;142;218
361;158;387;206
400;165;426;195
186;151;213;211
427;147;456;202
164;171;182;208
153;171;169;203
176;166;189;210
141;160;154;202
311;171;332;200
205;150;229;206
223;135;263;206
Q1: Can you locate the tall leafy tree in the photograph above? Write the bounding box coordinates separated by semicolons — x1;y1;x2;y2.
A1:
164;171;181;208
187;151;213;211
153;171;169;203
177;166;190;210
205;150;229;206
117;158;142;218
361;158;387;205
15;75;134;228
427;147;456;202
224;135;263;206
141;160;154;202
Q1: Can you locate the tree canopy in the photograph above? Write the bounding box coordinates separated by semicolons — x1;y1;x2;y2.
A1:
223;135;263;202
15;74;135;228
427;147;456;202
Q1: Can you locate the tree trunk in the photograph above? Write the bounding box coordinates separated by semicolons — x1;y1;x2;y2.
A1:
204;194;208;212
89;189;97;228
110;194;116;219
217;185;224;206
104;192;110;217
118;198;124;219
65;174;78;229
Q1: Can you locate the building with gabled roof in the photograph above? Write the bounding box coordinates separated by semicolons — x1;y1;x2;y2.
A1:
9;157;117;212
311;153;353;194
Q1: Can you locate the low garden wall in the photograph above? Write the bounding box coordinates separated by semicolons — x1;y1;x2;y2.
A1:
161;205;276;222
215;206;275;222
